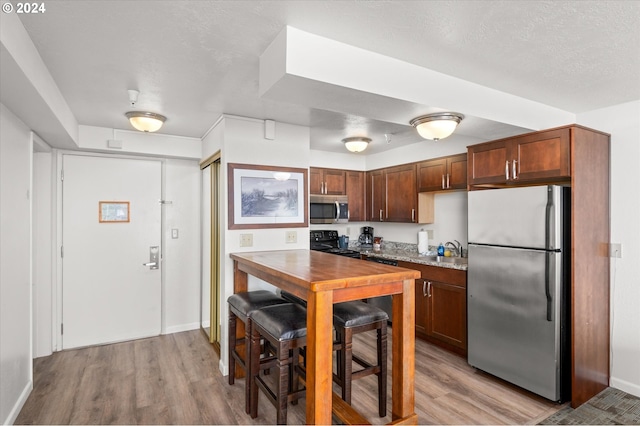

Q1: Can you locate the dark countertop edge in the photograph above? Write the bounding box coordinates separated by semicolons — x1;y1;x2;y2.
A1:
360;249;468;271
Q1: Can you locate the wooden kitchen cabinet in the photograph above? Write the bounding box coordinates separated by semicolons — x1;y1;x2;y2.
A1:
418;153;467;192
468;127;570;187
345;170;365;221
367;164;423;223
401;261;467;356
310;167;346;195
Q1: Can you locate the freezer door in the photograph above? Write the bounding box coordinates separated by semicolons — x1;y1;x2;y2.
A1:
468;185;564;250
467;244;564;401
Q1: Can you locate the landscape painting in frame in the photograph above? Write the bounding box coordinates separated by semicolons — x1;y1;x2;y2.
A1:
228;163;308;229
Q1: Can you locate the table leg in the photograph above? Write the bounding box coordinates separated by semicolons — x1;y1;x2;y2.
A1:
391;279;416;422
306;290;334;424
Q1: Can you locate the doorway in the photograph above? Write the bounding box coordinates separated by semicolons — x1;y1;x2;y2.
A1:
200;152;221;352
61;154;163;349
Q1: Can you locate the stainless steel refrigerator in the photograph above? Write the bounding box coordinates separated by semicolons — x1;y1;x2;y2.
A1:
467;185;570;402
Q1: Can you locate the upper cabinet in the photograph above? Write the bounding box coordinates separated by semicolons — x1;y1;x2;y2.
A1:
467;128;570;187
345;170;366;222
418;153;467;192
309;167;346;195
367;164;428;223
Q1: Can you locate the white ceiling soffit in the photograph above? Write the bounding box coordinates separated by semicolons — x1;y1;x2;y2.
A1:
0;13;78;149
260;26;575;141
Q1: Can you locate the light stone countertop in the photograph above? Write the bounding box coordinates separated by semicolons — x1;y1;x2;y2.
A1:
353;242;468;271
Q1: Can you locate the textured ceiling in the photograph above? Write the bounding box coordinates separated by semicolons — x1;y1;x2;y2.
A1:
15;0;640;154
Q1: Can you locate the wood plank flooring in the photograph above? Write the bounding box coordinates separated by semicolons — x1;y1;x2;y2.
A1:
15;329;564;425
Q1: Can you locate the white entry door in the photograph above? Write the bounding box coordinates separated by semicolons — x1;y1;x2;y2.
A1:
62;154;162;349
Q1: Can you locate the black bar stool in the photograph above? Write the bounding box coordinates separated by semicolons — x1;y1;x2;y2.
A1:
227;290;288;413
249;303;308;425
333;301;388;417
278;290;388;417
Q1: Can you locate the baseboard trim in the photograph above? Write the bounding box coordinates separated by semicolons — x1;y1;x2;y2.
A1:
3;380;32;425
163;322;200;335
610;377;640;399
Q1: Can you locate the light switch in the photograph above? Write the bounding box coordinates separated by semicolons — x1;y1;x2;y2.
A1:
171;229;179;239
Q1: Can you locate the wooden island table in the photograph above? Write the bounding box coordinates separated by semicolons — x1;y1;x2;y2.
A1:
230;249;421;425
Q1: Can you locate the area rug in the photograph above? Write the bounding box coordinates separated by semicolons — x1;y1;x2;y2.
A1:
539;387;640;425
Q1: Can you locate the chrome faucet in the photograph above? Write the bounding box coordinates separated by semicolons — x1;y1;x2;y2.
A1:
445;240;462;257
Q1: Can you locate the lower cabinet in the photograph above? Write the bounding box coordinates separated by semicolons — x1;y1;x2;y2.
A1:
400;261;467;356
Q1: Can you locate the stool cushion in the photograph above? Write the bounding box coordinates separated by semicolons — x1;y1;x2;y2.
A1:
333;301;389;328
227;290;286;317
252;303;307;341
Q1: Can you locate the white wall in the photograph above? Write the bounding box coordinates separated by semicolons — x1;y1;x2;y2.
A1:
0;103;33;424
577;100;640;398
33;151;53;358
163;159;202;333
210;116;310;374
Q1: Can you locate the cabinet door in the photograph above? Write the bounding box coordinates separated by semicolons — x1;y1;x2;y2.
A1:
447;153;468;190
385;164;417;222
367;170;385;221
468;140;509;185
415;279;428;338
323;169;347;195
417;158;447;192
427;281;467;349
345;170;365;221
513;128;570;182
309;167;324;194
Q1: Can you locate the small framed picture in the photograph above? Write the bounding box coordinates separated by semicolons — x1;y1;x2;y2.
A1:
99;201;130;223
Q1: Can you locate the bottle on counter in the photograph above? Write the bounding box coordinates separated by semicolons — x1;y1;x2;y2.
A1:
437;242;445;256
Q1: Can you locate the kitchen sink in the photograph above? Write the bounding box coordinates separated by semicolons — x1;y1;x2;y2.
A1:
422;255;468;265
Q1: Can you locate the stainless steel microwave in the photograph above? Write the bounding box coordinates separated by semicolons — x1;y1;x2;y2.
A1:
309;194;349;224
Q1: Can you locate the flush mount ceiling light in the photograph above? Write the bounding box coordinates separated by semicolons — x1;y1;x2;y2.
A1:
125;111;167;133
410;112;464;141
343;136;371;153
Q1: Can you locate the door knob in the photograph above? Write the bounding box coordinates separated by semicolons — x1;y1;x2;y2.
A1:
144;246;159;270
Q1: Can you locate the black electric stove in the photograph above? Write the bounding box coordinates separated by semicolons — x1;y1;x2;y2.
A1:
310;230;361;259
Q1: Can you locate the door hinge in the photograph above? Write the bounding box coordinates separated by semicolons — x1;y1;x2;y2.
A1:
61;246;64;258
61;169;64;181
61;323;64;335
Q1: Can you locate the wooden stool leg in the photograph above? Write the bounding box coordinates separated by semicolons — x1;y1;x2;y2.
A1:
342;328;354;405
276;343;290;425
244;317;253;414
249;323;261;419
228;311;237;385
378;325;388;417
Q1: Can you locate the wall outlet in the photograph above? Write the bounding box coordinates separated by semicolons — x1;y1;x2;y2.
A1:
610;243;622;258
285;231;297;244
239;233;253;247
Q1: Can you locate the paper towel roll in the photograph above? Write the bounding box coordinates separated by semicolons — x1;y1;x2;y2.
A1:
418;230;429;254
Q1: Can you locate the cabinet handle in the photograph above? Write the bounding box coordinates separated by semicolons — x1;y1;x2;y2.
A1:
427;281;432;297
422;280;427;297
505;160;510;180
442;174;445;189
379;209;383;221
512;159;518;180
446;173;450;189
411;209;415;222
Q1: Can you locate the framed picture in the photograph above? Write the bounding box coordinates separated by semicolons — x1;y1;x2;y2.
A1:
228;163;308;229
99;201;130;223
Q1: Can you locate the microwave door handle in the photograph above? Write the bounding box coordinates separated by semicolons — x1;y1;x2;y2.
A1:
335;201;340;223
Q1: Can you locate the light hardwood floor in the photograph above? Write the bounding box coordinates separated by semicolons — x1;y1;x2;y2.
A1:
15;329;564;425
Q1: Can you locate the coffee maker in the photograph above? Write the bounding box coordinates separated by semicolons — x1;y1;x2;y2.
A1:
358;226;374;249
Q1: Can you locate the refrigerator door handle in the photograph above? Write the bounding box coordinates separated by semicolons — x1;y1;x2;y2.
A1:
545;251;554;322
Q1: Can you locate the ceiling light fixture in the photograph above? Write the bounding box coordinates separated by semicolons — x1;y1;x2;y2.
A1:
125;111;167;132
410;112;464;141
343;136;371;153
